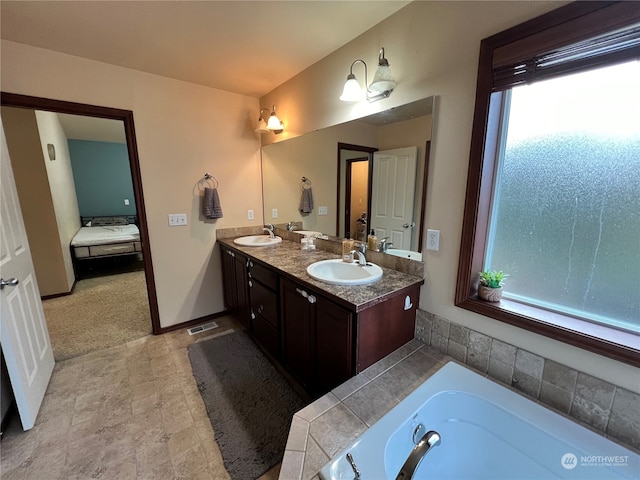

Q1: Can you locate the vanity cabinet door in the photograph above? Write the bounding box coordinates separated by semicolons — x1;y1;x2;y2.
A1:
220;246;250;329
281;277;354;395
280;278;314;387
249;261;280;359
313;295;353;395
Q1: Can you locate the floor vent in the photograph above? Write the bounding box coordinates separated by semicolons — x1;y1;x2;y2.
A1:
187;321;219;336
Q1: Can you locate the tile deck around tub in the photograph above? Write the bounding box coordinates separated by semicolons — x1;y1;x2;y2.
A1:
279;340;450;480
279;340;639;480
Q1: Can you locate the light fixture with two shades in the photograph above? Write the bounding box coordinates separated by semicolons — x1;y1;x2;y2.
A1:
255;105;284;134
340;47;396;103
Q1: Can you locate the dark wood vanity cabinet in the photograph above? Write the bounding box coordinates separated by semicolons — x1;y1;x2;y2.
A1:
220;245;249;328
220;242;421;397
248;259;280;358
280;277;353;395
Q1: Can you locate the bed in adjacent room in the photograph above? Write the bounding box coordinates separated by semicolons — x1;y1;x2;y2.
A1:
70;216;141;276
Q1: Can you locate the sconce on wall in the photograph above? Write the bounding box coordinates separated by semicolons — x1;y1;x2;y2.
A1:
339;47;396;103
255;105;284;134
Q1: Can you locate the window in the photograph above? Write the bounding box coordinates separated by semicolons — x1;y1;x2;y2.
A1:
456;2;640;366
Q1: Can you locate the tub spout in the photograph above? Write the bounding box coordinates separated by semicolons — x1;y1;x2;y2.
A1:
395;430;441;480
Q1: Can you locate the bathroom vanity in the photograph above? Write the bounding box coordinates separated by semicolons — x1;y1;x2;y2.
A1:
219;238;423;397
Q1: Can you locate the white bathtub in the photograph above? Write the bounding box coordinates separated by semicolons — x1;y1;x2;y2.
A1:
319;362;639;480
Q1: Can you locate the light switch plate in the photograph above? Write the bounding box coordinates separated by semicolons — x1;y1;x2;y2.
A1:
426;229;440;251
318;206;328;215
168;213;187;226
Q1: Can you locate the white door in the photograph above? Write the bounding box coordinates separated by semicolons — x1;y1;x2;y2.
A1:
371;147;418;250
0;119;54;430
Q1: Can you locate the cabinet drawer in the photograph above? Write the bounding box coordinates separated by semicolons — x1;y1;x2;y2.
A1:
249;261;278;290
252;315;279;359
250;279;278;328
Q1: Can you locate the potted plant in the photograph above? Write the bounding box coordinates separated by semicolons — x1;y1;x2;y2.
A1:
478;270;508;302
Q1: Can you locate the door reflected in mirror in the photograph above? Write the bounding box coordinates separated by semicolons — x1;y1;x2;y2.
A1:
261;96;435;255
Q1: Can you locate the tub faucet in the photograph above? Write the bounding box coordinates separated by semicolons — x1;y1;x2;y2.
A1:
263;224;275;239
395;429;441;480
379;237;394;252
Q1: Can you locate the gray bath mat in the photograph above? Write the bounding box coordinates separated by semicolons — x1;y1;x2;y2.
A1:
187;330;306;479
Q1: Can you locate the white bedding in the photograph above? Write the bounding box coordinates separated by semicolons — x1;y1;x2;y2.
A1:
71;225;140;247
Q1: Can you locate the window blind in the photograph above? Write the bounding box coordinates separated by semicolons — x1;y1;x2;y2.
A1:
490;2;640;91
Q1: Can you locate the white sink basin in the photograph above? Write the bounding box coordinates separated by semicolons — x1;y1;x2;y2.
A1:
291;230;323;236
386;248;423;261
233;235;282;247
306;259;383;286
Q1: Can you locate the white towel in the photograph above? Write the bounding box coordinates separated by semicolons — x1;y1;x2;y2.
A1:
299;187;314;213
204;187;223;219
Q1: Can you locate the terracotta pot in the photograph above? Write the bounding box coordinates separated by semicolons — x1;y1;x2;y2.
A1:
478;285;503;302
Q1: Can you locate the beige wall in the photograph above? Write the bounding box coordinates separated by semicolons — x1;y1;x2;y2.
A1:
2;107;69;296
260;1;639;392
1;39;263;328
35;111;80;290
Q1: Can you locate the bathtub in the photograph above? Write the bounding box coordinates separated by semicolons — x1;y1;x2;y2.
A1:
319;362;639;480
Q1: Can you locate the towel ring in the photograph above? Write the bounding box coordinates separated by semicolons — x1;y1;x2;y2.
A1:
200;173;219;189
301;176;312;190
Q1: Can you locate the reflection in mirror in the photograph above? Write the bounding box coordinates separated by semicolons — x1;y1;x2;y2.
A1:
261;96;435;256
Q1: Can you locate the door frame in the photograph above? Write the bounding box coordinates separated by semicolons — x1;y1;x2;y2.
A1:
1;92;160;335
336;142;377;238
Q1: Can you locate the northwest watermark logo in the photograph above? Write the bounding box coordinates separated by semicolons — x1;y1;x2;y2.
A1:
561;453;629;469
561;453;578;470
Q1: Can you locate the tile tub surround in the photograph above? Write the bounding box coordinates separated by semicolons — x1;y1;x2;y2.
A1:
217;237;423;312
279;341;640;480
279;340;446;480
415;309;640;451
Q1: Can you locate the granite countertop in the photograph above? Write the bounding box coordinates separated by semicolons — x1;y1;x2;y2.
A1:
218;237;424;313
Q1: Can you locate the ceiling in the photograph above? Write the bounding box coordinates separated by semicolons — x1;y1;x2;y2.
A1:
1;1;410;99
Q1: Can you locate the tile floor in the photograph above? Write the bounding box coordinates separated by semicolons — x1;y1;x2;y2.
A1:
0;316;280;480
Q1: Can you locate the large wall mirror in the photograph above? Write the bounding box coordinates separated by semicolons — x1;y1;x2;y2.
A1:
261;96;435;257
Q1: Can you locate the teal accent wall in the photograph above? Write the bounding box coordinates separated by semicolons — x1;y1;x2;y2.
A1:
68;140;136;217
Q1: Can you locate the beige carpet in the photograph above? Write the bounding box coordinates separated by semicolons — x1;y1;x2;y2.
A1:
43;271;152;361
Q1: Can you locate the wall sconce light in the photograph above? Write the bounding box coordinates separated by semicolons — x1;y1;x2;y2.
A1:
340;47;396;103
255;105;284;134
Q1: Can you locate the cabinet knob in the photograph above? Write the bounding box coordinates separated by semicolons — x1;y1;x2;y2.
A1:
248;280;253;287
308;295;316;304
295;288;308;298
251;312;255;319
258;305;264;313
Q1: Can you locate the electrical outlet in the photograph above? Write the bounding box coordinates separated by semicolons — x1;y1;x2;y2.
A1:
272;208;278;219
247;209;254;220
426;229;440;251
168;213;188;226
318;206;328;215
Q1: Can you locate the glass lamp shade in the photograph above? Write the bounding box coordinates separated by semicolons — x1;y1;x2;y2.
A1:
255;118;269;133
340;75;365;102
369;65;396;93
267;114;283;131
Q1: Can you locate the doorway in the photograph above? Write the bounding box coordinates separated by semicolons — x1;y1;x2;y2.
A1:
1;93;160;344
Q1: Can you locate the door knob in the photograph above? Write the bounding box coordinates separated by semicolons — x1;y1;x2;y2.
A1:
0;278;19;290
403;222;416;229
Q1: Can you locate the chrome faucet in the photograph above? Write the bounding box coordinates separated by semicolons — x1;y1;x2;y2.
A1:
286;221;297;231
263;224;275;239
395;429;440;480
379;237;394;252
351;243;367;267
